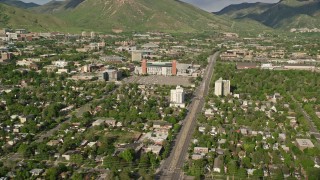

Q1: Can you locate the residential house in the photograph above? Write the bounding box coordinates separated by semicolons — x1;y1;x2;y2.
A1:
47;140;61;146
194;147;209;154
52;60;68;68
247;169;256;176
198;126;206;133
240;128;248;135
105;118;117;127
192;154;204;160
204;109;214;117
62;154;70;161
114;143;143;156
314;158;320;168
29;169;43;176
92;119;105;127
213;156;223;173
19;115;34;124
153;121;172;130
87;142;97;148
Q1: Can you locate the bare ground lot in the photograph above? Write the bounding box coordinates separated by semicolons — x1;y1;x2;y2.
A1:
124;75;194;86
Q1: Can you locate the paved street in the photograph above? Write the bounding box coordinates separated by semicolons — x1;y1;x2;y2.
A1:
157;52;219;180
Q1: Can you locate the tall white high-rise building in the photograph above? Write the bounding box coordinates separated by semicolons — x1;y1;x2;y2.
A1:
214;77;230;96
215;79;223;96
170;86;185;108
90;31;96;38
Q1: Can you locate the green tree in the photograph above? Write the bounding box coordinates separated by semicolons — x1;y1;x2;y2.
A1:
45;167;58;180
242;157;252;168
16;169;31;179
253;169;263;178
227;161;238;175
0;5;9;26
307;168;320;180
139;153;150;168
71;172;83;180
70;154;83;164
119;170;131;180
300;155;315;169
237;168;247;179
17;143;32;157
188;159;207;178
119;149;134;162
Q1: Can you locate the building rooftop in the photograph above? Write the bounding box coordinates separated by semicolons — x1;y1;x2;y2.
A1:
296;139;314;148
147;62;172;67
214;156;223;168
236;62;258;69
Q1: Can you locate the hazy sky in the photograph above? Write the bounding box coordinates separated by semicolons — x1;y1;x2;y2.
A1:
181;0;280;12
21;0;280;12
22;0;52;5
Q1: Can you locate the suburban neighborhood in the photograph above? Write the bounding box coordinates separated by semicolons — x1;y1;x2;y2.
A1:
0;5;320;179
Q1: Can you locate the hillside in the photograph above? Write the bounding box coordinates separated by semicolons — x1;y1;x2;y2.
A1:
216;2;272;18
32;0;84;13
0;3;68;32
33;0;235;33
216;0;320;29
0;0;39;9
0;0;272;34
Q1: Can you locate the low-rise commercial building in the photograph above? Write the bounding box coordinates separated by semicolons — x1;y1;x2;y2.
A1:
135;59;177;76
296;139;314;151
283;64;315;71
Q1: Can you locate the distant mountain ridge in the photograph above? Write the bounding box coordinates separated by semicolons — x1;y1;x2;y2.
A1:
216;0;320;29
1;0;271;33
216;2;272;18
0;0;39;9
33;0;234;32
0;3;68;32
32;0;85;13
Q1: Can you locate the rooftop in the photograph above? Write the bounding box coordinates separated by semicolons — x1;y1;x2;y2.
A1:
147;62;172;67
296;139;314;148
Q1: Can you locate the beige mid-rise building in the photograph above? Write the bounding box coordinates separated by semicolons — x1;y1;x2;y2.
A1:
170;85;185;108
215;77;230;96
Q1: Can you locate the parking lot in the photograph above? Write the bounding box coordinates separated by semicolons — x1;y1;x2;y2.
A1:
124;75;194;86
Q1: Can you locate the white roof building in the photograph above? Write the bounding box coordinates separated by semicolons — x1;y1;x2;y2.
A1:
214;77;230;96
92;119;105;126
170;86;185;108
296;139;314;151
145;145;162;155
52;60;68;68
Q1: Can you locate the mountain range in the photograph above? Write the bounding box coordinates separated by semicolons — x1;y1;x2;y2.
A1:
0;3;67;32
0;0;241;33
1;0;317;33
0;0;39;9
216;0;320;29
32;0;85;13
32;0;236;33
